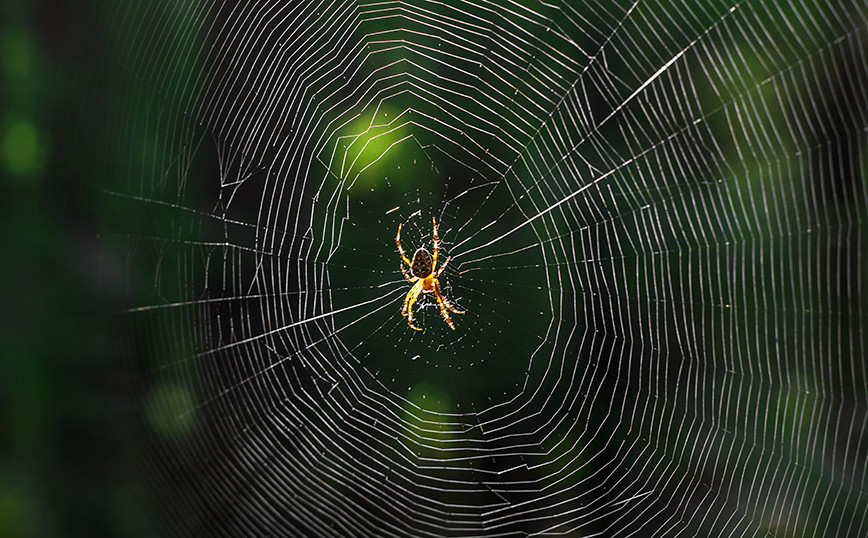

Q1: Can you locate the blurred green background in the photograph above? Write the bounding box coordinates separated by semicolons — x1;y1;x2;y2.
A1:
0;1;153;535
1;0;866;537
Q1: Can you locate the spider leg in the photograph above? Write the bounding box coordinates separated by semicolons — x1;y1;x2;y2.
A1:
402;280;421;317
396;223;412;267
403;282;424;331
433;278;462;329
435;277;464;314
434;255;451;277
433;258;461;313
431;217;439;272
446;296;464;315
401;264;416;282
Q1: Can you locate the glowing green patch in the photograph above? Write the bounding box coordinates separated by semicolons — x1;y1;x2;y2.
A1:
145;382;195;437
406;381;451;414
0;484;37;536
338;104;411;192
399;382;461;456
1;120;43;177
1;28;31;79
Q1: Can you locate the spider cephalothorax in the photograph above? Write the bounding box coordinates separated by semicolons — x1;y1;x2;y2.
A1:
396;218;464;330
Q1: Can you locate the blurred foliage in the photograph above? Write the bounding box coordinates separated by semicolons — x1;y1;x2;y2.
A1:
0;1;153;536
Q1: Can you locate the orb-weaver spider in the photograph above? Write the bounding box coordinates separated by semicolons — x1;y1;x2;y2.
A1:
396;218;464;330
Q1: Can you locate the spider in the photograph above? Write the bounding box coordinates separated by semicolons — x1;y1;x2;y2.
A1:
396;217;464;331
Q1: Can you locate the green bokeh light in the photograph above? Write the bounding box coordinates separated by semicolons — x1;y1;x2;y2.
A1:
1;28;31;79
1;119;44;177
339;103;409;193
145;382;196;438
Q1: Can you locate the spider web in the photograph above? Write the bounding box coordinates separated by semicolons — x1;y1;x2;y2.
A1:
90;0;868;536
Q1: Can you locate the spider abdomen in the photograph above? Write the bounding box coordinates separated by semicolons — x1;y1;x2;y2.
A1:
410;248;433;278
